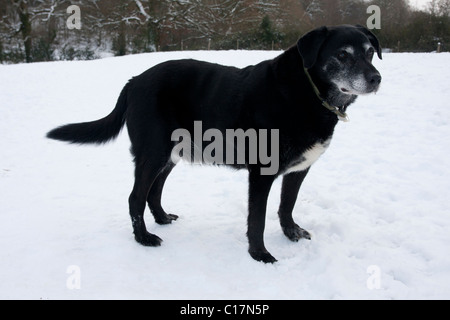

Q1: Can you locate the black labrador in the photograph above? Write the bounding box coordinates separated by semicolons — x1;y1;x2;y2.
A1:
47;25;382;263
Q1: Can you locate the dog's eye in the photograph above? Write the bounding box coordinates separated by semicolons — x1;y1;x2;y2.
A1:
367;47;375;58
337;51;348;61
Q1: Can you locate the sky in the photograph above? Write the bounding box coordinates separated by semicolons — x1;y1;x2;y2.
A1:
409;0;432;10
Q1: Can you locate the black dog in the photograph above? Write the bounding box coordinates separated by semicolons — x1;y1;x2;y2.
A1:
47;25;382;263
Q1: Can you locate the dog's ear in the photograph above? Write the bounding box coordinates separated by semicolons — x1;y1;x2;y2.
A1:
297;26;329;69
355;25;382;60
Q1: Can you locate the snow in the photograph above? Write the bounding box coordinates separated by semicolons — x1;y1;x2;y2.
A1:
1;50;450;300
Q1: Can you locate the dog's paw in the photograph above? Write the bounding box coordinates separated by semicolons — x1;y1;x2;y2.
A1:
282;224;311;242
135;231;163;247
155;213;179;225
249;250;278;264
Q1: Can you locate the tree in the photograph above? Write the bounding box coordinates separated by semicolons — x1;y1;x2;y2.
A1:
259;15;283;49
0;0;69;62
429;0;450;16
15;1;32;62
338;0;367;25
366;0;411;50
427;0;450;51
0;0;448;63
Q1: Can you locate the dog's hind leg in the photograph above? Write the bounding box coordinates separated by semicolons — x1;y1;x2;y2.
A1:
278;170;312;242
147;162;179;225
129;159;166;247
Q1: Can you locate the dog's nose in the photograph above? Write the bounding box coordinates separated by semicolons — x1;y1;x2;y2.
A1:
369;73;382;85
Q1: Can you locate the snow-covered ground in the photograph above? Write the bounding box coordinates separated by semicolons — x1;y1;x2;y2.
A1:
1;50;449;300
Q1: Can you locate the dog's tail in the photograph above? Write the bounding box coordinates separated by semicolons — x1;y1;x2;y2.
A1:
47;82;130;145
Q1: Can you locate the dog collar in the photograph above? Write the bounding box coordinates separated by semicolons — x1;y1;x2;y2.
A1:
303;67;349;122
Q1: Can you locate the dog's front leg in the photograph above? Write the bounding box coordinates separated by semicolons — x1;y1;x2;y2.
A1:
278;170;312;241
247;171;276;263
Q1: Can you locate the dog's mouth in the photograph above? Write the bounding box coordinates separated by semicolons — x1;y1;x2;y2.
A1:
339;85;380;96
340;87;357;95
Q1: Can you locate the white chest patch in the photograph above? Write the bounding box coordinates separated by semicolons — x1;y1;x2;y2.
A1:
285;138;331;174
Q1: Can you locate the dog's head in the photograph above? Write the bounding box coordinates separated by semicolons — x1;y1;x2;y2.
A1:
298;25;382;105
